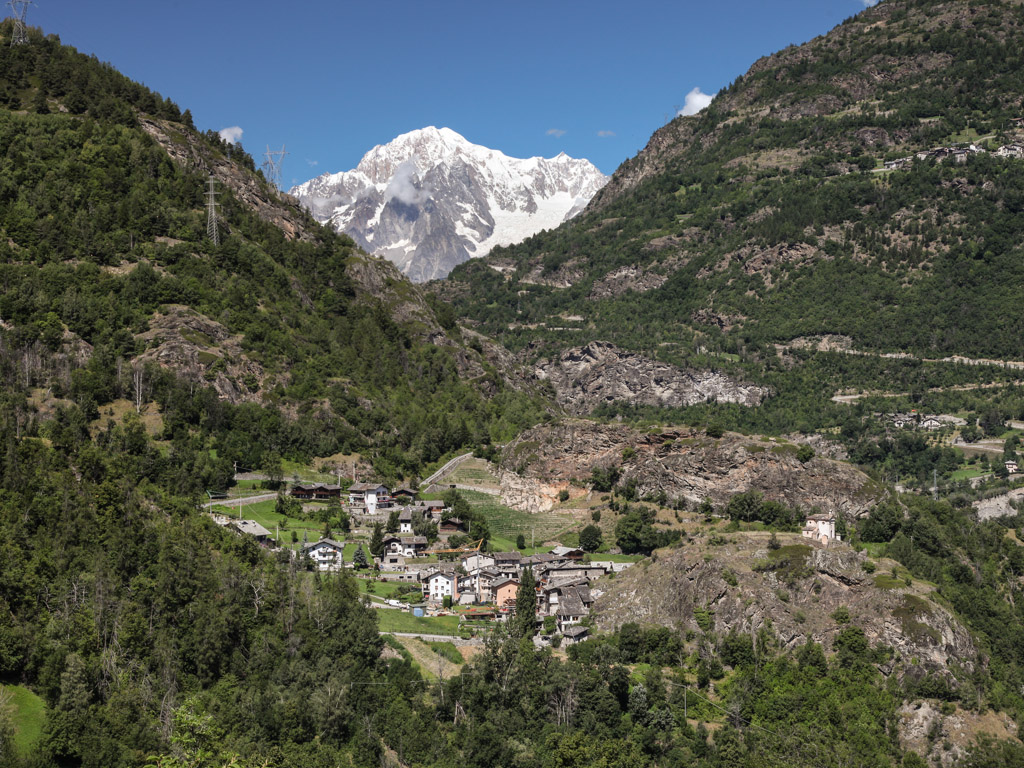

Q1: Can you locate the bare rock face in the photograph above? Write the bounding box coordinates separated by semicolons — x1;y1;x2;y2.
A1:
973;488;1024;521
136;305;272;404
594;535;978;684
897;701;1018;768
588;264;669;299
499;420;879;516
532;341;768;416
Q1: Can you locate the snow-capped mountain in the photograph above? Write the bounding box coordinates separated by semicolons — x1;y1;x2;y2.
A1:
289;127;608;282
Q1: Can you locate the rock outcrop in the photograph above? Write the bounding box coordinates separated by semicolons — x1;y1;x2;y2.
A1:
499;420;880;516
897;700;1018;768
973;488;1024;521
136;305;272;404
139;117;314;243
588;264;669;299
594;533;977;683
532;341;768;416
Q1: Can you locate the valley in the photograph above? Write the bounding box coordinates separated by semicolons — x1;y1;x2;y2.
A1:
3;2;1024;767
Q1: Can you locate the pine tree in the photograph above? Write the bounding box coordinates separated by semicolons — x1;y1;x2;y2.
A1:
513;566;536;638
353;545;368;569
369;522;384;558
628;682;649;723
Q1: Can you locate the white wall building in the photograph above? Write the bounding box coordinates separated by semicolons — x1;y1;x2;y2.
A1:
302;539;346;571
348;483;389;514
802;514;841;545
426;571;459;602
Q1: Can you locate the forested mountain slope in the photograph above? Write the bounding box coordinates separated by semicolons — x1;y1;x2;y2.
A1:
0;25;545;483
2;15;1024;768
443;0;1024;363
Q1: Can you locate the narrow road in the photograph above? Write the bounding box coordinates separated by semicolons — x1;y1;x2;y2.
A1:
422;452;475;486
379;631;464;642
203;493;279;509
832;381;1021;404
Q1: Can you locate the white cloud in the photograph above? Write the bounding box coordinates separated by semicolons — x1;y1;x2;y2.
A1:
861;0;879;6
597;130;616;138
307;159;319;167
678;87;716;116
384;160;430;205
547;128;567;138
218;126;243;144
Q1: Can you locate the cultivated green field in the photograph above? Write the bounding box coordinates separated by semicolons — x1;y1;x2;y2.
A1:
212;499;329;549
375;610;461;635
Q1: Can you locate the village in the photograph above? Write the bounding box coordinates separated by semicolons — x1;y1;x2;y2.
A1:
203;455;654;646
881;138;1024;171
208;457;859;648
214;478;632;645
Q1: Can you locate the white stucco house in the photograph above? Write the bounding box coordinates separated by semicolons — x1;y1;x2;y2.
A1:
348;483;389;514
425;570;460;603
302;539;346;571
802;513;841;545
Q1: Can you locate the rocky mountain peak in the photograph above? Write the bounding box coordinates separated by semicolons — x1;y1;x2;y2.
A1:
290;127;608;282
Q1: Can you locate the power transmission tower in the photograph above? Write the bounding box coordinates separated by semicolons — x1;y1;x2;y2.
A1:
205;175;220;245
7;0;33;46
261;144;288;189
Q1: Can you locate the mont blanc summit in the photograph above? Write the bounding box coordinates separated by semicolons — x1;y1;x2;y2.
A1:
290;127;608;281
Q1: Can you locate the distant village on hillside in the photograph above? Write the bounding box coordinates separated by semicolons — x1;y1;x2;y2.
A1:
209;475;850;645
882;139;1024;170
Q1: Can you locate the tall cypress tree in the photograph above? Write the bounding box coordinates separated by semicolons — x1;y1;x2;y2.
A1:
514;566;536;638
369;522;385;558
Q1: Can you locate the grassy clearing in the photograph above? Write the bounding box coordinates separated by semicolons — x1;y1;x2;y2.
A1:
393;638;462;680
281;459;339;484
591;553;645;563
354;579;408;598
858;542;888;558
212;499;330;549
950;466;990;481
90;399;164;438
2;684;46;757
426;641;464;665
873;573;905;590
376;611;461;635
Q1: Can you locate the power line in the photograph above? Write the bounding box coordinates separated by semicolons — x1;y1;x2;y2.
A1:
7;0;32;45
205;175;220;246
261;144;288;189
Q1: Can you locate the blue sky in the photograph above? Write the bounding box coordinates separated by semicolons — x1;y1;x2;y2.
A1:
30;0;874;181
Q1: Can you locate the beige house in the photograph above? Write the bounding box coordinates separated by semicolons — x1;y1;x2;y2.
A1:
492;578;519;608
802;513;840;545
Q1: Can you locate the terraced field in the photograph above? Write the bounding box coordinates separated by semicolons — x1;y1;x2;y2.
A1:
459;490;577;547
446;458;501;489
